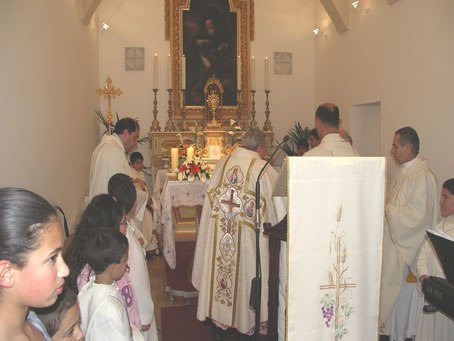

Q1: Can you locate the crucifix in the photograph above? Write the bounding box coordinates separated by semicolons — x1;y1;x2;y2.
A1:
220;189;241;232
96;76;123;134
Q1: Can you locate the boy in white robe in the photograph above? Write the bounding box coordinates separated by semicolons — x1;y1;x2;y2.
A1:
130;151;159;254
416;178;454;340
79;229;142;341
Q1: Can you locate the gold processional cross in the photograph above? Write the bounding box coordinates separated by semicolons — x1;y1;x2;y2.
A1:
96;77;123;135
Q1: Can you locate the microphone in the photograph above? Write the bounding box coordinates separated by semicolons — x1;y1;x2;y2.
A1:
257;135;290;182
250;134;290;333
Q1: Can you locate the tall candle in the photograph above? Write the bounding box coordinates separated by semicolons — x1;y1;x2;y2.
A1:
265;56;270;91
237;55;241;90
171;147;179;170
153;53;158;89
186;146;194;161
251;56;255;90
181;55;186;89
167;54;171;89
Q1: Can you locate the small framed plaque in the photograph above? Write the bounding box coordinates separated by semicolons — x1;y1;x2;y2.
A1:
274;52;292;75
125;47;145;71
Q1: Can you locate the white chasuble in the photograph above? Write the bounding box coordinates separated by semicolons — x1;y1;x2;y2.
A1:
287;157;385;340
192;147;278;334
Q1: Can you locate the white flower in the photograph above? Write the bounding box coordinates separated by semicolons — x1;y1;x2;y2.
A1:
178;172;184;181
200;173;207;183
188;173;195;182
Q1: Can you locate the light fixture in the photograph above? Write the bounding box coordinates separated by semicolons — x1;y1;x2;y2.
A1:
352;1;359;8
101;22;110;31
313;28;320;36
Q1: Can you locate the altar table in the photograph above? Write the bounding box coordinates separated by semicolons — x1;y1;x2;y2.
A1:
159;176;209;270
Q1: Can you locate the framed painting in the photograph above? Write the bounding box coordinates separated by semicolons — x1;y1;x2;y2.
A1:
168;0;253;122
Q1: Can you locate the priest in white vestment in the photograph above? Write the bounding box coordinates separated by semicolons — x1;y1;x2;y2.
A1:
89;118;139;199
380;127;440;340
192;129;279;336
89;118;148;247
275;103;359;340
416;178;454;341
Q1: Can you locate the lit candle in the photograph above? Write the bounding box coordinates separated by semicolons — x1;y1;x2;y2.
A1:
251;56;255;90
167;54;171;89
171;147;179;171
237;55;241;90
181;55;186;90
265;56;270;91
186;146;194;161
153;53;158;89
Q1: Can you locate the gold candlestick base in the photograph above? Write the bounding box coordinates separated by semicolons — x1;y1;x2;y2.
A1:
263;90;273;131
150;88;161;132
249;90;258;129
165;89;176;132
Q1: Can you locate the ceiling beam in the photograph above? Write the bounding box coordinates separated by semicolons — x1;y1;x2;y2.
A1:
79;0;102;25
320;0;349;34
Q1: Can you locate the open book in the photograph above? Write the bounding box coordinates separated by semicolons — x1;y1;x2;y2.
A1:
427;229;454;285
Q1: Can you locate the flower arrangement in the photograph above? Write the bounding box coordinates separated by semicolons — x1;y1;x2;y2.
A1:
177;157;211;182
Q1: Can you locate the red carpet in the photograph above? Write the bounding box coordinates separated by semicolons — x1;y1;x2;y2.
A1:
166;241;196;292
161;304;211;341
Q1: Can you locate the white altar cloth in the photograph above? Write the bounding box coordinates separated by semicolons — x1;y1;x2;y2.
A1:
287;157;385;340
160;178;209;269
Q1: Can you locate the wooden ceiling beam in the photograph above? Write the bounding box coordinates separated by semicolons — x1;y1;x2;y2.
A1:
79;0;102;25
320;0;349;34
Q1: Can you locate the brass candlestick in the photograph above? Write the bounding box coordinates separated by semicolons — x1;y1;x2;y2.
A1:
263;90;273;131
150;88;161;132
180;89;188;131
249;90;258;129
236;89;242;124
165;89;176;132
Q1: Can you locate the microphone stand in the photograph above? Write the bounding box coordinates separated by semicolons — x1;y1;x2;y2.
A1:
251;135;289;338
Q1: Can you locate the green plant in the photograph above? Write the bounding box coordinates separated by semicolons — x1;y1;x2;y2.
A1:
281;122;311;156
95;110;147;145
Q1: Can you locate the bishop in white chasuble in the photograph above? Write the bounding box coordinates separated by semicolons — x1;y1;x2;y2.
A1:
192;146;279;335
287;157;385;340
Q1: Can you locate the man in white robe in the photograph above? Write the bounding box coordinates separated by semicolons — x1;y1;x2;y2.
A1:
380;126;440;340
415;178;454;341
192;129;279;336
89;118;148;246
89;118;139;199
275;103;359;340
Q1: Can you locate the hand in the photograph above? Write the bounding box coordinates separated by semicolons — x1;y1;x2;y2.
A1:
133;178;146;191
141;324;151;332
139;237;145;247
419;274;428;283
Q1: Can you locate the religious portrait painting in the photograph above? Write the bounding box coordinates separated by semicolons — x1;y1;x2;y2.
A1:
183;0;238;107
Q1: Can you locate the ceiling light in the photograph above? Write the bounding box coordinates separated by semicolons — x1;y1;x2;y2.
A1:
101;22;110;30
352;1;359;8
313;28;320;36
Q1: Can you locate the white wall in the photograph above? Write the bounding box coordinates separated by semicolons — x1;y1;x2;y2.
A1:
314;0;454;184
97;0;315;165
0;0;99;226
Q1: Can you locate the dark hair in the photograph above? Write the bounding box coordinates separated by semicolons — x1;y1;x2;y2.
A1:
64;194;124;293
0;187;57;268
113;117;139;135
108;173;137;214
309;128;319;140
130;151;144;164
85;229;128;274
297;139;309;151
443;178;454;195
35;287;78;337
395;126;420;155
315;103;340;128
